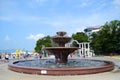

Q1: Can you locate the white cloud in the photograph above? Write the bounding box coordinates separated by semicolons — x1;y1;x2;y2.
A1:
113;0;120;9
113;0;120;6
0;15;42;22
79;2;88;7
44;12;117;34
0;16;13;21
27;34;45;40
36;0;48;3
35;0;48;5
5;35;10;41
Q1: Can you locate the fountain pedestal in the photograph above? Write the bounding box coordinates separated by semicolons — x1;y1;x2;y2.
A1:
46;47;78;64
54;52;68;64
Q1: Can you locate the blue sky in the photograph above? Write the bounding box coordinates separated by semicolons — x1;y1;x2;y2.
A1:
0;0;120;51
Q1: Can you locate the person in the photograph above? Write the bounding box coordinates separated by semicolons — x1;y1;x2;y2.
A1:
12;54;15;59
0;54;2;59
5;54;9;62
39;53;42;59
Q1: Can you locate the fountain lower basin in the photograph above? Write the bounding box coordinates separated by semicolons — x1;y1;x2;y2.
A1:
8;59;114;75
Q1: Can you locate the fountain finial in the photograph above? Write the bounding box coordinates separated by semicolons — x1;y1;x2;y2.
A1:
56;31;66;36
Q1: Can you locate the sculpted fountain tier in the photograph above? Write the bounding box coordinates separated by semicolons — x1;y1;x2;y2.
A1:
8;31;114;75
45;31;78;64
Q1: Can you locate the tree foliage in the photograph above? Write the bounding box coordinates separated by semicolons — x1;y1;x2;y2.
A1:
72;32;89;42
34;36;51;53
91;20;120;55
72;32;88;46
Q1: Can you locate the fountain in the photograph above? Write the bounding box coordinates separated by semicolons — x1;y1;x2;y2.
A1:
45;31;78;64
8;31;114;75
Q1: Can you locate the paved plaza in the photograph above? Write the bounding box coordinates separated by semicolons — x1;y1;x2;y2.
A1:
0;56;120;80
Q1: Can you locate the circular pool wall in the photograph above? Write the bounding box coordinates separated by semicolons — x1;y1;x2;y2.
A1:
8;59;114;75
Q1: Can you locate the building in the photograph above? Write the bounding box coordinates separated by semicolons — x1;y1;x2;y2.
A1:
84;26;101;41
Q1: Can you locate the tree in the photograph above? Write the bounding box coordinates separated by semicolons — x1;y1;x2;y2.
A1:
91;20;120;55
72;32;89;42
72;32;89;46
34;36;51;53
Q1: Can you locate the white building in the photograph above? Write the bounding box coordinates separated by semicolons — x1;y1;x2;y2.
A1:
84;26;101;41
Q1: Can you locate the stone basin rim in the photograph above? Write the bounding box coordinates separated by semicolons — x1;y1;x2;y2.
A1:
8;59;115;75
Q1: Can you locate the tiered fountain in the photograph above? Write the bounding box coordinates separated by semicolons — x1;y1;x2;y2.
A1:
45;31;78;64
8;31;114;75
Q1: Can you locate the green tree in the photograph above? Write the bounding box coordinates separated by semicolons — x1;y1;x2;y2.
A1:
34;36;51;53
72;32;89;42
91;20;120;55
72;32;89;46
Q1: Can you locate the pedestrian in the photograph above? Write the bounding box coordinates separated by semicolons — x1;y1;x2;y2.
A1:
0;54;2;59
5;54;9;62
39;53;42;59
